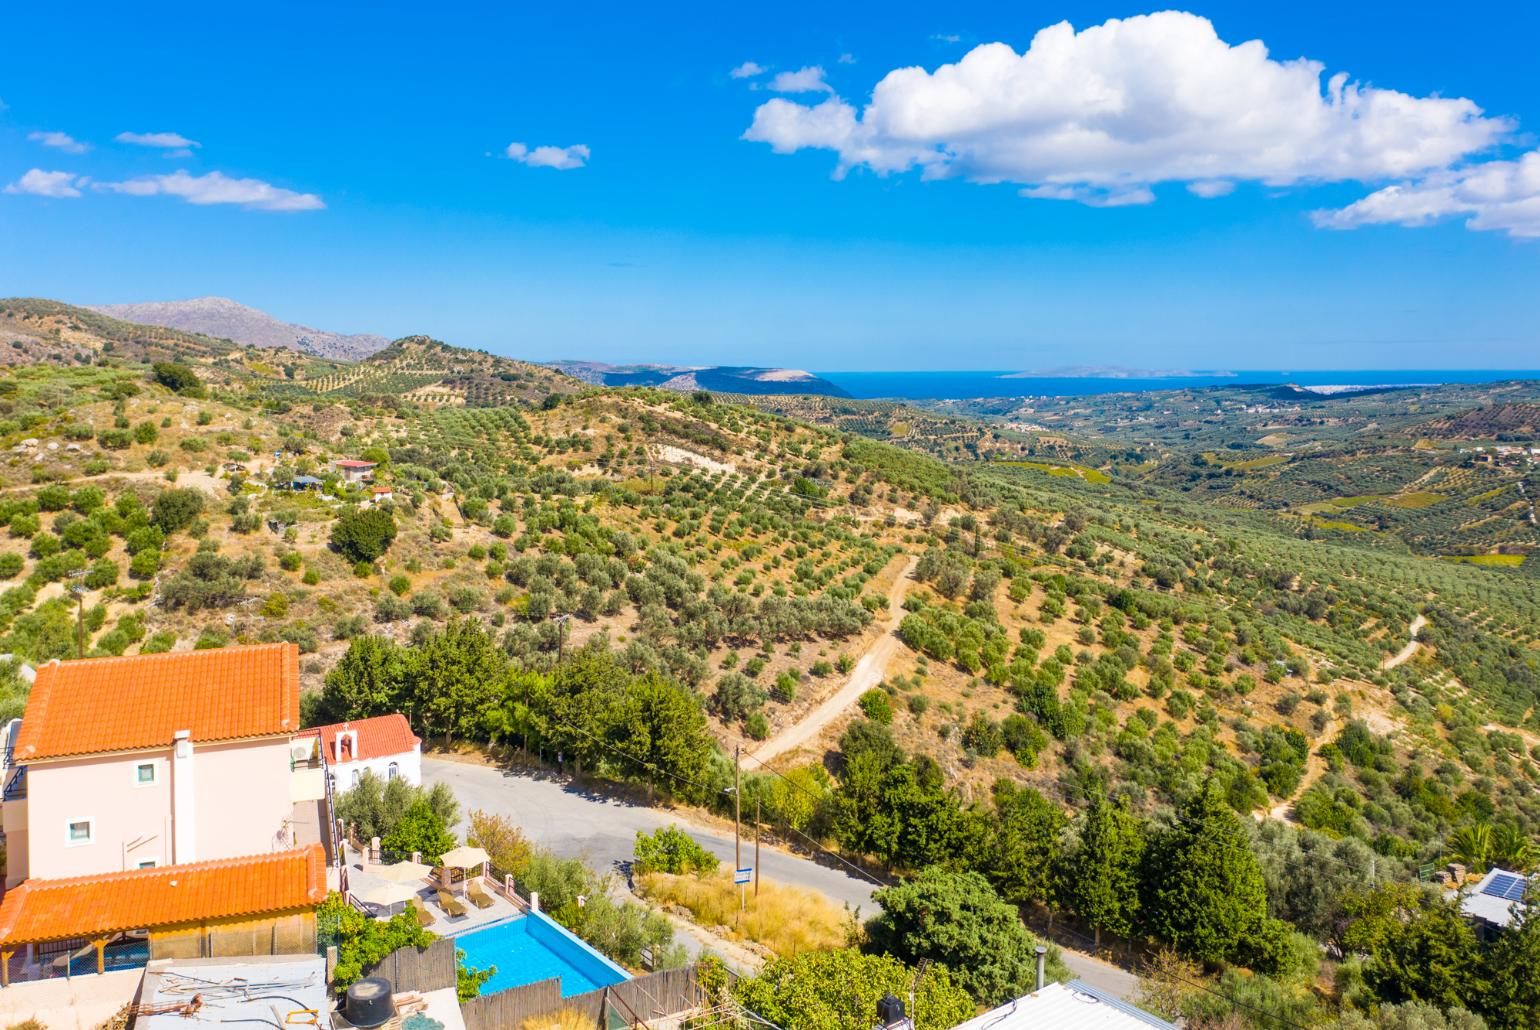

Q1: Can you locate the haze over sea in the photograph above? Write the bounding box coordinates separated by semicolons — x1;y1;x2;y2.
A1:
817;370;1540;401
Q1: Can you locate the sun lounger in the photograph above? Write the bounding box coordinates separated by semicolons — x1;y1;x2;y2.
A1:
409;902;434;928
436;889;468;918
467;882;495;909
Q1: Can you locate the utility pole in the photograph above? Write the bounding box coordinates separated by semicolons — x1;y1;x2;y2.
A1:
733;744;741;870
754;796;761;898
70;577;85;659
554;613;572;665
733;744;743;917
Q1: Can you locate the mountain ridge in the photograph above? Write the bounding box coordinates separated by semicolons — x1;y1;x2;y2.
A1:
91;297;392;362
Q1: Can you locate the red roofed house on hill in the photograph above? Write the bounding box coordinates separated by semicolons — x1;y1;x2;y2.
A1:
310;713;422;790
0;644;346;982
332;459;377;484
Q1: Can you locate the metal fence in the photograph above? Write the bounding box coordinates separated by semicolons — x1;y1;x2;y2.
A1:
461;964;700;1030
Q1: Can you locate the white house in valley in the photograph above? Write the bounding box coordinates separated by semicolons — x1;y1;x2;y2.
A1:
310;714;422;791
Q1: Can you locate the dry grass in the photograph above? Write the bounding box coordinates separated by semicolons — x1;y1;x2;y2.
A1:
639;870;851;957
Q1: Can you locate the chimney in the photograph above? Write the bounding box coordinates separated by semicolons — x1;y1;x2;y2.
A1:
1035;945;1047;991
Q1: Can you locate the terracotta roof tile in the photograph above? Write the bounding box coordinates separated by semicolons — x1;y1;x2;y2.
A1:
309;714;420;764
14;644;300;762
0;845;327;944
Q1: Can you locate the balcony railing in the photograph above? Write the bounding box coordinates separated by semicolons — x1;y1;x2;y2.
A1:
2;766;25;802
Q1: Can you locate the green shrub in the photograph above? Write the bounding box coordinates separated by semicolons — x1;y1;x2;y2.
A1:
633;825;718;876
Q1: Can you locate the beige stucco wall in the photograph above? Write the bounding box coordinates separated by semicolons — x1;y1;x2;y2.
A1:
27;751;175;880
193;738;294;861
23;737;294;881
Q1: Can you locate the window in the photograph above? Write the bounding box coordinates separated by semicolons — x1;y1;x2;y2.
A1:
137;859;158;869
135;762;156;786
350;769;361;787
387;762;400;781
66;819;94;846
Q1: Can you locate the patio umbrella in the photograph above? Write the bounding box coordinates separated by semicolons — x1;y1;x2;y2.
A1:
440;845;489;871
350;877;419;908
374;860;432;883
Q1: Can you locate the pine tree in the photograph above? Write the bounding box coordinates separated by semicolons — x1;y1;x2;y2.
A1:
1480;896;1540;1030
1063;793;1145;948
1142;784;1270;964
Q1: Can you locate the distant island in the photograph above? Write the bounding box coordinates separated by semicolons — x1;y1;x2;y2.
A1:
547;360;851;397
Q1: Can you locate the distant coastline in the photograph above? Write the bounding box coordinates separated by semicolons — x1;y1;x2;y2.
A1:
815;369;1540;401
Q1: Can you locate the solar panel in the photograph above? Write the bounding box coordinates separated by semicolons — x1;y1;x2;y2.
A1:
1482;874;1531;902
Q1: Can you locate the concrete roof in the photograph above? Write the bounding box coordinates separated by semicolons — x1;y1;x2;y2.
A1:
1460;867;1535;929
951;980;1178;1030
138;954;332;1029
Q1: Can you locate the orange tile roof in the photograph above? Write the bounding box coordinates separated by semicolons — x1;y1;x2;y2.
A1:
310;713;420;764
0;845;327;944
14;643;300;762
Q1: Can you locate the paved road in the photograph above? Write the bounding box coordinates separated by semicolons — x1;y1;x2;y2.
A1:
424;757;879;913
423;758;1140;1000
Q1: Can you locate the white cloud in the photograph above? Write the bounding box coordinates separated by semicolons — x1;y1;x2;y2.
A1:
1022;183;1156;207
838;53;856;65
931;33;962;44
28;130;88;154
730;61;766;79
4;169;85;198
1187;180;1236;198
769;66;833;94
745;11;1508;208
506;142;590;170
1315;149;1540;238
115;131;200;149
97;170;322;211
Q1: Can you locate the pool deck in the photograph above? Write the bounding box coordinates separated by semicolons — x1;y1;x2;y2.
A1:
345;852;525;937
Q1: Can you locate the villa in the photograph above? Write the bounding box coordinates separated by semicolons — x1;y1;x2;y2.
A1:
0;644;343;984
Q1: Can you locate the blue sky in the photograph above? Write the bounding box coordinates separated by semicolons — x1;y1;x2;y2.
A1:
2;2;1538;371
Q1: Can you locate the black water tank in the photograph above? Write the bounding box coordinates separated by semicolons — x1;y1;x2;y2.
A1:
345;977;396;1028
876;992;906;1025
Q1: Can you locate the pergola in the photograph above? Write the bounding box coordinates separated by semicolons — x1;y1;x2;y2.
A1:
438;846;490;891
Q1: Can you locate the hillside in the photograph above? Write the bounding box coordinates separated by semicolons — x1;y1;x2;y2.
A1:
762;383;1540;565
92;297;392;361
548;360;850;397
0;296;242;366
0;352;1534;1027
0;298;581;408
1415;402;1540;440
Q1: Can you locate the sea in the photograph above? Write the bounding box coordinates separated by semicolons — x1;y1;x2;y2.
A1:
815;370;1540;401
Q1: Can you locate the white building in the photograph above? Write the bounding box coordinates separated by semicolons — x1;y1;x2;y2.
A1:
309;714;421;792
1461;867;1535;937
951;981;1179;1030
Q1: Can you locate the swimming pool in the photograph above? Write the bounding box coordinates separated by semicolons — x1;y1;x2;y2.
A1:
454;911;630;998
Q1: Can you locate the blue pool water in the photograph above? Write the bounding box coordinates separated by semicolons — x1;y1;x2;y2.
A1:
454;911;629;998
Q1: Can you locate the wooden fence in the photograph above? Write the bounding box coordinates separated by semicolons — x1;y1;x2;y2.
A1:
362;938;458;995
462;964;699;1030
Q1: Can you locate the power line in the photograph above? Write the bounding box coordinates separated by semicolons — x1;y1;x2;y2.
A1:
536;688;1343;1030
539;708;894;892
